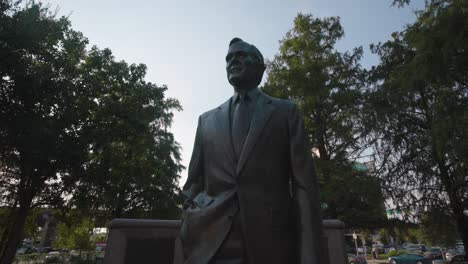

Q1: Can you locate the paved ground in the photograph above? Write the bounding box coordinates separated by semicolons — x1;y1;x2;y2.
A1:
367;260;389;264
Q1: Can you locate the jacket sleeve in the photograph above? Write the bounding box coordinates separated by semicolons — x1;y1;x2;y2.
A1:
288;103;324;264
182;116;204;209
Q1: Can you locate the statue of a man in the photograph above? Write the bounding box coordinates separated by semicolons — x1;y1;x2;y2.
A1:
174;38;323;264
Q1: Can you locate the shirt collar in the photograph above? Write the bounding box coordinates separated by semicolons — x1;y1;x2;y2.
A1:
233;87;260;102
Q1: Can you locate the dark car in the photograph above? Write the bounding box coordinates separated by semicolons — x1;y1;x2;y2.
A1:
434;255;468;264
450;255;468;264
16;246;36;254
37;247;53;253
389;253;431;264
425;247;443;259
348;253;367;264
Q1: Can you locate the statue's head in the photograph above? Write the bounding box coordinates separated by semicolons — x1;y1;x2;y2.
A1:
226;38;265;89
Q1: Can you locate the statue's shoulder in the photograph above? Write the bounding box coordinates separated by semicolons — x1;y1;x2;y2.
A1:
197;109;216;125
198;98;230;121
200;107;218;118
261;91;296;110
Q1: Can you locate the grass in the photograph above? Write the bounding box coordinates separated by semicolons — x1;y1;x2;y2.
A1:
13;252;103;264
378;250;410;260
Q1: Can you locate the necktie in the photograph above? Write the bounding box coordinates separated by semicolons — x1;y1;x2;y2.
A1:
232;95;250;158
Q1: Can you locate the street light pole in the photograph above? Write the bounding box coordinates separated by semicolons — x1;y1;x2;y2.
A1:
353;232;358;255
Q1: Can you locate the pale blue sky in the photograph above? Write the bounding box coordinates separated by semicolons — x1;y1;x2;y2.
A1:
43;0;424;186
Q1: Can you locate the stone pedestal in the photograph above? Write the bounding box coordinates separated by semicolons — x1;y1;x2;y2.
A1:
104;219;347;264
39;210;57;248
323;219;347;264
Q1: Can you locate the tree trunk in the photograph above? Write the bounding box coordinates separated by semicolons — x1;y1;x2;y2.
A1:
0;205;30;264
0;165;36;264
112;189;127;219
435;164;468;254
0;212;14;256
430;130;467;255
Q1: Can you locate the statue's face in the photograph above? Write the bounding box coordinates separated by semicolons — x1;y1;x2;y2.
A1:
226;41;261;88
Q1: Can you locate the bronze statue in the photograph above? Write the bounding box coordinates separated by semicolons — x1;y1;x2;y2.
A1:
174;38;323;264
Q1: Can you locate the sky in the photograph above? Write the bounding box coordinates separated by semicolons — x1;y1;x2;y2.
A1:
42;0;425;186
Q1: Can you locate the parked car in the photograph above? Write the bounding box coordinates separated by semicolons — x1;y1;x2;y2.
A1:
44;251;62;264
405;245;423;252
425;247;443;259
37;247;53;253
348;253;367;264
450;255;468;264
447;250;466;261
385;245;397;253
388;253;431;264
357;246;371;254
433;254;468;264
16;246;36;254
95;255;104;264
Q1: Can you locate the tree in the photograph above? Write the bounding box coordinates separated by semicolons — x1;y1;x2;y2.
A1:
381;219;420;244
0;1;182;263
378;228;391;245
22;209;43;244
263;14;386;227
69;47;183;220
54;217;94;253
368;0;468;253
0;2;90;262
418;207;459;247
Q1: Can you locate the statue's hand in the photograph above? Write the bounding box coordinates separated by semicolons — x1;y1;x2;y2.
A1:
192;192;214;208
183;199;195;210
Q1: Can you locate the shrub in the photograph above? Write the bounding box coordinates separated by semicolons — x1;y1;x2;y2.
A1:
380;250;409;259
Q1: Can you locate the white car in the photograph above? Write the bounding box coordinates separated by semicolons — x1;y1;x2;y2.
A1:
447;251;466;261
45;251;61;258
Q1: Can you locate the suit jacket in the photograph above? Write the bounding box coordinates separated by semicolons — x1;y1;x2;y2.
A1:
176;90;323;264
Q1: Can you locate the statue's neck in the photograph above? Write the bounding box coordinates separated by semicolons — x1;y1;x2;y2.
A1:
234;85;256;96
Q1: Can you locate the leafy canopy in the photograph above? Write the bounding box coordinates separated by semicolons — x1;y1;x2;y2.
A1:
368;0;468;252
263;14;386;227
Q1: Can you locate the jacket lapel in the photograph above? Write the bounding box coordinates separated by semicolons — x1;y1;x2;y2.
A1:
215;99;237;166
236;92;274;175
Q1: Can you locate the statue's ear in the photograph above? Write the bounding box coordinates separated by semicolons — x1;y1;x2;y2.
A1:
257;63;266;74
254;65;266;86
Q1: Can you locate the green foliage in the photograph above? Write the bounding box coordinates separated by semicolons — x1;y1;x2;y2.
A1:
92;233;107;244
263;13;385;227
54;218;94;251
381;250;409;259
14;253;44;262
376;219;420;244
369;0;468;252
0;1;182;262
320;168;387;228
22;209;42;241
68;46;183;220
0;0;89;208
379;229;391;245
417;208;459;247
408;228;423;244
0;2;91;260
392;0;412;7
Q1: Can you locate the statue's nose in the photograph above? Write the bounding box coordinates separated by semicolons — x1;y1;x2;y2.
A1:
229;59;242;68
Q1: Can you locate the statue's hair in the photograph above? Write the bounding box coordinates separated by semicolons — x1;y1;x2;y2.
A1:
228;37;265;66
229;37;244;47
